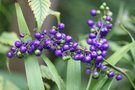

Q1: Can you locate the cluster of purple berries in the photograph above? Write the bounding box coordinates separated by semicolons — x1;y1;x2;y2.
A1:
85;3;122;81
6;3;122;81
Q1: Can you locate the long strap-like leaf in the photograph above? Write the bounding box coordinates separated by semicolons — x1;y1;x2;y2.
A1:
15;3;44;90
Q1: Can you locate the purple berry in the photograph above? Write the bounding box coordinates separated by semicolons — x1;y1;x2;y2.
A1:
20;46;27;53
90;9;97;16
15;41;22;48
72;42;78;49
55;33;62;40
95;63;102;68
102;43;109;50
101;50;107;57
87;19;94;27
91;51;97;58
74;54;80;60
106;16;111;21
85;68;91;74
43;29;47;34
101;65;107;71
87;38;93;45
79;54;84;60
90;45;96;51
107;24;113;29
34;32;41;39
116;74;123;81
65;35;72;43
63;44;70;51
96;22;102;28
19;33;25;38
55;49;62;56
83;55;92;63
89;33;96;39
96;55;103;62
6;51;13;58
50;28;56;35
11;46;16;52
33;40;40;47
108;71;115;78
58;23;65;30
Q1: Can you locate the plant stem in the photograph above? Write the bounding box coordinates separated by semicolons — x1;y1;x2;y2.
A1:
86;73;92;90
103;59;135;89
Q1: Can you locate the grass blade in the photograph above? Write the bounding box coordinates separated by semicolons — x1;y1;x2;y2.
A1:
24;56;44;90
15;3;45;90
41;55;65;90
66;59;81;90
104;42;134;65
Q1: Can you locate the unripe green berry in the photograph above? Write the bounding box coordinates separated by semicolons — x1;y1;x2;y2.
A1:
96;10;101;14
60;40;65;44
35;49;40;55
17;51;24;57
100;5;104;10
106;6;110;10
102;2;107;6
97;50;102;55
91;28;96;32
107;11;113;16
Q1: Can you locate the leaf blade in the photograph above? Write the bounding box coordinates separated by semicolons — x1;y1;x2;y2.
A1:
15;3;45;90
66;59;81;90
41;55;65;90
28;0;51;29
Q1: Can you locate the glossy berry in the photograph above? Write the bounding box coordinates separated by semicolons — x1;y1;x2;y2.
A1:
19;33;25;38
85;68;91;74
62;44;70;51
50;28;56;35
15;41;22;48
90;9;97;16
72;42;78;49
107;71;115;78
33;40;40;47
74;54;80;60
102;43;109;50
65;35;72;42
96;55;103;62
55;49;62;56
7;51;13;58
90;45;96;51
87;19;94;27
89;33;96;39
11;46;16;52
106;16;111;21
35;49;42;56
20;46;27;53
58;23;65;30
92;71;99;79
116;74;123;81
91;51;97;58
83;55;91;63
55;33;62;40
34;32;41;39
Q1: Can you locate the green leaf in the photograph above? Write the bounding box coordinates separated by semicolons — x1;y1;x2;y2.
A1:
66;59;81;90
15;3;31;42
100;78;114;90
0;70;28;90
28;0;51;29
41;55;65;90
0;32;19;46
104;42;134;65
24;56;45;90
40;65;64;88
91;75;108;90
0;44;10;54
15;3;45;90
